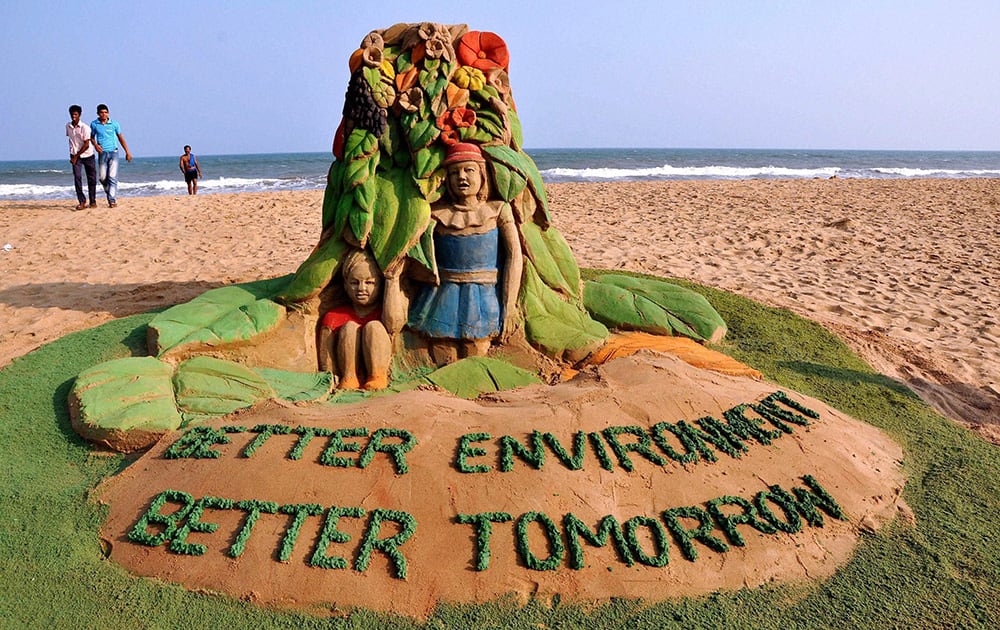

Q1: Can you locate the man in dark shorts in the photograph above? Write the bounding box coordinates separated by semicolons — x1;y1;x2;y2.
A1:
179;145;203;194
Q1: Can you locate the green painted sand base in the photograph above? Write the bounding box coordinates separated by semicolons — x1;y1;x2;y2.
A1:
1;275;998;628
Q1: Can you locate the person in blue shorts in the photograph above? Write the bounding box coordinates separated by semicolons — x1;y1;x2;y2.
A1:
179;145;202;195
90;104;132;207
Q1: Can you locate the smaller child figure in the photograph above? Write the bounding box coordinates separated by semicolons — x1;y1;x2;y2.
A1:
318;248;392;390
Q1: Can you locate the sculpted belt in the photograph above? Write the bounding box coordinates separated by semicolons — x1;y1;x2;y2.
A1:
439;269;498;283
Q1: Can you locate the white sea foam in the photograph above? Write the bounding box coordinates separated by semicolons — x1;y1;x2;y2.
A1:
0;183;70;197
541;164;842;180
872;167;1000;177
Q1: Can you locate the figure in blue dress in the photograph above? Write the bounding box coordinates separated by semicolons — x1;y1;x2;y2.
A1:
407;142;523;365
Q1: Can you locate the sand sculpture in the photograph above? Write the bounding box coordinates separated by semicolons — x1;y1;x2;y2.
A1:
68;22;730;451
62;23;906;619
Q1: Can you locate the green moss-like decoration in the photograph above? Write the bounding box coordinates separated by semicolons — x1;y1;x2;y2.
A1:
651;420;718;464
499;431;545;472
355;509;417;579
586;431;616;471
601;425;669;472
128;489;196;547
228;499;279;558
149;276;292;356
242;424;295;458
357;427;417;474
168;496;231;556
583;274;727;343
424;356;541;399
753;486;804;534
515;511;565;571
721;404;784;446
563;513;634;569
277;503;324;562
162;426;231;459
705;495;778;547
318;427;370;467
288;426;335;460
693;416;749;459
622;516;670;567
661;506;730;562
792;475;848;526
541;431;588;470
457;512;514;571
310;506;365;570
456;432;492;473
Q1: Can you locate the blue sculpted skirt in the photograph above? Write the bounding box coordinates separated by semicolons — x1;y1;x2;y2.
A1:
408;229;502;340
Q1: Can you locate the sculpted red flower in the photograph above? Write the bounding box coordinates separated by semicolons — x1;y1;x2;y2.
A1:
457;31;509;71
436;107;477;145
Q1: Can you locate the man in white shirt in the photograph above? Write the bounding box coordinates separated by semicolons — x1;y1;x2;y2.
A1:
66;104;97;210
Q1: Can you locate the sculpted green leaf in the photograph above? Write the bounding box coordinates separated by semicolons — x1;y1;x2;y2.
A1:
69;356;182;452
424;356;541;399
344;153;373;190
282;236;349;302
321;160;347;230
583;274;727;343
363;66;382;90
149;283;289;356
483;145;549;223
369;170;431;271
521;222;581;300
475;109;505;139
406;220;438;278
488;161;527;202
408;120;440;150
413;145;445;179
344;128;378;159
174;356;276;424
520;262;608;360
508;109;524;150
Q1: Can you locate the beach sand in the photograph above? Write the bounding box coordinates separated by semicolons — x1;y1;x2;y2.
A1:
1;179;997;439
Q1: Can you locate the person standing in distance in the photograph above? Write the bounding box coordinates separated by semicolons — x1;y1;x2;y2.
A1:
66;105;97;210
90;104;132;207
179;145;202;194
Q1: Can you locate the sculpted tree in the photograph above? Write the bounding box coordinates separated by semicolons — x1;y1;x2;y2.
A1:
278;23;611;368
69;23;728;452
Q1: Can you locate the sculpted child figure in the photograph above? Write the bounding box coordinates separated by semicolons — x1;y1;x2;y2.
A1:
318;248;393;390
406;142;524;365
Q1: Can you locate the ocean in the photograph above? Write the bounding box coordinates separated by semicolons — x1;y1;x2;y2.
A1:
2;148;998;201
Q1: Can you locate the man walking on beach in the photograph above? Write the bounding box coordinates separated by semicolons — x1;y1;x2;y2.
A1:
90;104;132;208
66;105;96;210
179;145;202;195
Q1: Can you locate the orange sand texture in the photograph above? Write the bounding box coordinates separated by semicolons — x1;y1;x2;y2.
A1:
2;179;997;438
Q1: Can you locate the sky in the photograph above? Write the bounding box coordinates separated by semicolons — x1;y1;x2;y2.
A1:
3;0;999;161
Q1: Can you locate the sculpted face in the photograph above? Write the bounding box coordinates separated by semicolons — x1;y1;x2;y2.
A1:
345;259;382;307
446;161;484;201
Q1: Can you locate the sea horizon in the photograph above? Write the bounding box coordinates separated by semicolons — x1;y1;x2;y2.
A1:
3;148;999;201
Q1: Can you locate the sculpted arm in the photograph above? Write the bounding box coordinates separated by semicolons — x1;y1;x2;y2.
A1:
499;206;522;342
382;262;409;335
